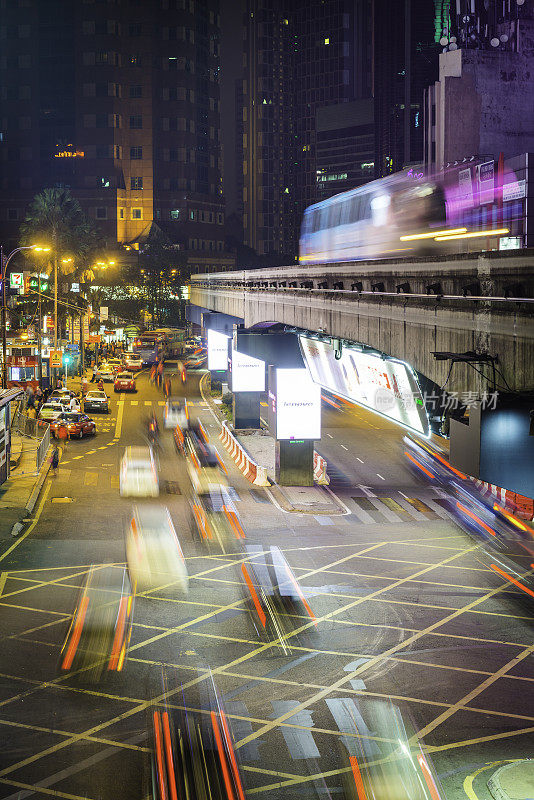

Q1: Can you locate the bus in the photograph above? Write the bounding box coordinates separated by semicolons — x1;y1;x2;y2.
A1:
132;333;167;366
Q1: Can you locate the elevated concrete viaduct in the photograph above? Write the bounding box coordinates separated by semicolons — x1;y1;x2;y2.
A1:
190;250;534;395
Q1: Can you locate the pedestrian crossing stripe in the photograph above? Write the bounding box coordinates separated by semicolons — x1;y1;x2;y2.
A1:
144;401;151;406
131;400;138;406
349;495;452;524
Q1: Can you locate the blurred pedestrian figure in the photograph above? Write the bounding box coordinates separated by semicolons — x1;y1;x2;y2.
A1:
150;365;156;385
57;422;69;447
27;405;37;420
97;378;104;392
157;360;164;388
164;376;171;399
56;377;63;390
82;376;89;395
51;445;60;476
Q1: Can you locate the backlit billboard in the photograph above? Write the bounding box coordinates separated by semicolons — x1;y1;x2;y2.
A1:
230;346;265;392
207;329;230;371
299;336;429;436
269;367;321;440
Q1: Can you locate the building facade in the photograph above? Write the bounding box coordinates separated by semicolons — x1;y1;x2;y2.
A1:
0;0;230;269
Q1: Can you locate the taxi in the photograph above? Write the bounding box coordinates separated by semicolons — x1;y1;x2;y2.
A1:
51;412;96;439
114;371;136;392
126;505;188;594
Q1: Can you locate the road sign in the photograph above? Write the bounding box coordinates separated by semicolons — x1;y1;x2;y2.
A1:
50;350;63;368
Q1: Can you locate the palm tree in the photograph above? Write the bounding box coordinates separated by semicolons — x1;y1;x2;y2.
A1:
20;188;103;374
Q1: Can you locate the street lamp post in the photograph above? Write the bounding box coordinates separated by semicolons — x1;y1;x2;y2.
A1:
0;245;49;389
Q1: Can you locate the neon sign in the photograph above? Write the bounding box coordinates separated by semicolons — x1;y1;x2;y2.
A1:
54;150;85;158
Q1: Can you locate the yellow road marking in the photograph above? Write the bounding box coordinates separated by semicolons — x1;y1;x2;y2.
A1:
110;476;119;488
0;572;7;597
0;778;96;800
114;398;124;438
379;497;408;513
0;717;149;753
463;761;516;800
0;481;51;566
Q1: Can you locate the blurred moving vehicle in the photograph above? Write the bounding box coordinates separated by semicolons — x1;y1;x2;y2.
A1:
114;371;136;393
240;545;316;653
126;505;188;593
51;412;96;439
38;401;64;421
184;428;226;493
123;353;143;371
59;564;134;681
83;390;109;413
185;350;207;369
336;697;444;800
403;436;534;602
163;397;188;429
120;446;159;497
148;672;246;800
191;483;244;552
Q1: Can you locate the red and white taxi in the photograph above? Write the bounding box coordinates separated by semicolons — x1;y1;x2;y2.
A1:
114;371;136;393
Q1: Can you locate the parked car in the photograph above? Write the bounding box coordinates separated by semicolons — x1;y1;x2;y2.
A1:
50;412;96;439
83;391;109;413
114;372;136;393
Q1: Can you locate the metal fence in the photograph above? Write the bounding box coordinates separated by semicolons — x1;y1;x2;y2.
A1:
11;410;51;471
36;425;51;471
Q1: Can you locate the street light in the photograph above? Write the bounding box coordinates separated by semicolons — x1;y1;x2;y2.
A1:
64;355;71;388
0;244;50;388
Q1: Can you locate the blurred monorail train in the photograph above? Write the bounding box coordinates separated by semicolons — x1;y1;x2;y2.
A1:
299;168;520;263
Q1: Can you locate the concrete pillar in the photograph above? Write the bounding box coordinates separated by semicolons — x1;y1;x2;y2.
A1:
275;439;314;486
233;391;261;428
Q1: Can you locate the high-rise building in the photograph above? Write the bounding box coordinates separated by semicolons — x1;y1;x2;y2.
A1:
0;0;232;271
372;0;437;178
239;0;374;260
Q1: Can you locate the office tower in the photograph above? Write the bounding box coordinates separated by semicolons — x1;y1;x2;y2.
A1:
0;0;229;270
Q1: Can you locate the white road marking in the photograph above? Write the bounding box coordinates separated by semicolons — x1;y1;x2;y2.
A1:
356;457;364;463
326;433;333;438
341;444;348;450
376;473;385;480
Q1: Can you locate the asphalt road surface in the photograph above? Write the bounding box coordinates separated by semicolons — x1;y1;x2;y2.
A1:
0;367;532;800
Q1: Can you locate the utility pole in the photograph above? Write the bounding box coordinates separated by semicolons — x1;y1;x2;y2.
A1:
37;285;42;387
53;250;58;387
1;246;6;389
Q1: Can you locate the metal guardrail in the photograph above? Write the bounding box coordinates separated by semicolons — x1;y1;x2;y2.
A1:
36;426;51;471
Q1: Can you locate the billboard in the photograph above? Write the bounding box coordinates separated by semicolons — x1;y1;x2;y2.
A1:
207;329;230;371
230;346;265;392
299;336;429;436
269;367;321;441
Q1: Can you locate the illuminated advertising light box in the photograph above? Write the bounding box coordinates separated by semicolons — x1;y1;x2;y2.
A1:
230;346;265;393
207;329;230;371
299;336;429;436
269;367;321;440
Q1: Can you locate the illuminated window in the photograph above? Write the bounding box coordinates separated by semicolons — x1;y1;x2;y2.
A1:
170;209;181;220
118;208;125;219
99;176;111;188
324;37;329;45
130;177;143;190
131;208;142;220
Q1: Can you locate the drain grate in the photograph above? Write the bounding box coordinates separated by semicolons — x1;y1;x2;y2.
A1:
164;481;181;495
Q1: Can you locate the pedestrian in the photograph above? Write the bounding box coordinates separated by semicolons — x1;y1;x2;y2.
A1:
27;405;36;420
157;360;164;388
82;376;89;395
69;394;79;412
56;377;63;390
97;378;104;392
50;445;60;476
150;365;156;385
57;421;69;447
164;376;171;399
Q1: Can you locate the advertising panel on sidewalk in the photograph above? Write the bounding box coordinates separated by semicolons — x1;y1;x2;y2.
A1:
268;367;321;440
299;335;429;436
230;344;265;392
207;329;230;371
50;350;63;368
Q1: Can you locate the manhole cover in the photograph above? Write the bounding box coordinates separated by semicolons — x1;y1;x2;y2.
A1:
51;497;75;503
164;481;181;495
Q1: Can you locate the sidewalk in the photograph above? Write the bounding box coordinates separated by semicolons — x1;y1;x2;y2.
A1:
488;760;534;800
0;428;52;540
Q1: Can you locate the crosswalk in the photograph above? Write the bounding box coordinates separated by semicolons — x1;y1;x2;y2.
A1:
347;493;454;524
